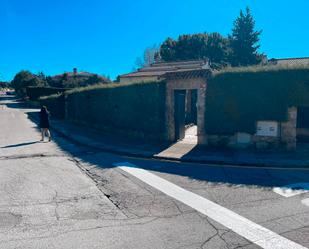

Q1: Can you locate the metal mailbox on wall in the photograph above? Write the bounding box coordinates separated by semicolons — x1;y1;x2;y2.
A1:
256;121;279;137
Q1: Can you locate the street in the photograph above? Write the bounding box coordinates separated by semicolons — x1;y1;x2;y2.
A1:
0;95;309;249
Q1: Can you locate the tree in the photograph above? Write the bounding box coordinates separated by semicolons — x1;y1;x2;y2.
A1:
144;45;159;66
205;33;230;65
84;74;110;86
0;81;8;89
135;45;160;69
11;71;43;97
159;33;230;66
160;38;177;62
229;7;263;66
37;71;48;86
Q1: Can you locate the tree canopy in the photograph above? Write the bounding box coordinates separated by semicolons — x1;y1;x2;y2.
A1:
229;7;263;66
0;82;8;89
11;71;44;97
159;7;264;67
160;33;230;66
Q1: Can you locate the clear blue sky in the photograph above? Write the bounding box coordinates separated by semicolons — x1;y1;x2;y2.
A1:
1;0;308;81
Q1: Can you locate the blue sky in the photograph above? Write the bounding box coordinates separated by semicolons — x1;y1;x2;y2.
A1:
0;0;308;81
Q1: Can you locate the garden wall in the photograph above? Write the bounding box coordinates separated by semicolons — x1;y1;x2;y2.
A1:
205;67;309;134
40;94;66;119
204;67;309;149
27;86;69;101
66;81;167;140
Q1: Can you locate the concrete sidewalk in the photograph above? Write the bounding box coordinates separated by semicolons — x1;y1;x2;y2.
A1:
28;111;309;168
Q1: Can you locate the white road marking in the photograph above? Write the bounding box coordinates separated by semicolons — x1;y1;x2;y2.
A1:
273;183;309;197
114;162;307;249
301;198;309;207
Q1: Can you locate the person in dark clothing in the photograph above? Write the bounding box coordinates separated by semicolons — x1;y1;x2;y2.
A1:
40;106;51;142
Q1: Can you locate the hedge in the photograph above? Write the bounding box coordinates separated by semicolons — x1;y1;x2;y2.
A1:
40;94;65;119
66;81;167;140
26;86;69;101
205;67;309;134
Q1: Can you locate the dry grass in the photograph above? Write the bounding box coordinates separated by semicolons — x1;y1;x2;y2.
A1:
214;63;309;76
65;80;165;94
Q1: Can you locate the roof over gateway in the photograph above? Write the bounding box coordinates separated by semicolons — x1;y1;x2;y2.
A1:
120;60;211;78
162;69;211;80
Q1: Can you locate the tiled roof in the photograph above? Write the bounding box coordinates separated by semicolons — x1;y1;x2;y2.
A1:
163;69;211;80
120;60;210;78
268;57;309;66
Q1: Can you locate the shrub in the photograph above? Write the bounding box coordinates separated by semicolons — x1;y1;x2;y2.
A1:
39;94;65;119
205;66;309;134
26;86;69;101
11;71;44;97
66;81;167;140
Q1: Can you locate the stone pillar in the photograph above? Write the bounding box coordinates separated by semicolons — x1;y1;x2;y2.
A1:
165;83;175;142
197;83;207;145
281;106;297;150
64;93;68;120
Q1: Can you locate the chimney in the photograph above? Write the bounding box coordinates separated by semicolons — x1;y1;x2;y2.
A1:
73;68;78;75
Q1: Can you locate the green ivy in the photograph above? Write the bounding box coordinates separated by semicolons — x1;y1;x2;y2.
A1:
205;68;309;134
66;81;167;140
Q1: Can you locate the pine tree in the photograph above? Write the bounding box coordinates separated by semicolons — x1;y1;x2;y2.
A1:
229;7;263;66
160;38;177;62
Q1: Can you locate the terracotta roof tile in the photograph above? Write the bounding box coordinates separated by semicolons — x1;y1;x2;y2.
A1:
120;60;210;78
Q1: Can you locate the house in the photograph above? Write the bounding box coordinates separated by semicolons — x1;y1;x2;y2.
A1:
118;60;210;84
48;68;111;88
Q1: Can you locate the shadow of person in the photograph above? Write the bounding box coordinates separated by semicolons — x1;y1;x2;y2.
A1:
1;141;39;149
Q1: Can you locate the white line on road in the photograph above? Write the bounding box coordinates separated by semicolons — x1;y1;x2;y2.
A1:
114;162;307;249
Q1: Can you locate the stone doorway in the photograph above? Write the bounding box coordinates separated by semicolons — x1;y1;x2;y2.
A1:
164;69;210;145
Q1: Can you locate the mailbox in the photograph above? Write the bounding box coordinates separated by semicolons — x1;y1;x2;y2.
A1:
256;121;279;137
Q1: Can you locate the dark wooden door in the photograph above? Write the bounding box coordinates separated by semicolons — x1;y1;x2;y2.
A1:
174;90;186;141
297;107;309;142
191;89;198;124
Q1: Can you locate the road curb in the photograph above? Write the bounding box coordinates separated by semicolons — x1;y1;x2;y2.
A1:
27;112;309;170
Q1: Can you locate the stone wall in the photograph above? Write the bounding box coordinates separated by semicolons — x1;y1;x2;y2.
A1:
281;107;297;150
205;107;298;150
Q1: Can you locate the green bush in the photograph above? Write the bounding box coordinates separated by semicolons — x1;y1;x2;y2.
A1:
205;67;309;134
66;81;167;140
40;94;65;119
11;71;43;97
27;86;69;101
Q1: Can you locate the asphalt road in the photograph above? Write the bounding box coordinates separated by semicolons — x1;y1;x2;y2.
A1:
0;95;308;249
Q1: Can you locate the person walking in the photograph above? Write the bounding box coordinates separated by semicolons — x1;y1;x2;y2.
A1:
40;106;51;142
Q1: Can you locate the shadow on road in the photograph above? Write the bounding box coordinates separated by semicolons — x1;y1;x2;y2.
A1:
23;110;309;190
4;102;36;110
1;141;40;148
0;95;16;101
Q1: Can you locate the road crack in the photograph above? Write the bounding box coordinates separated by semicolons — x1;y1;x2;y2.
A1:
0;153;64;160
